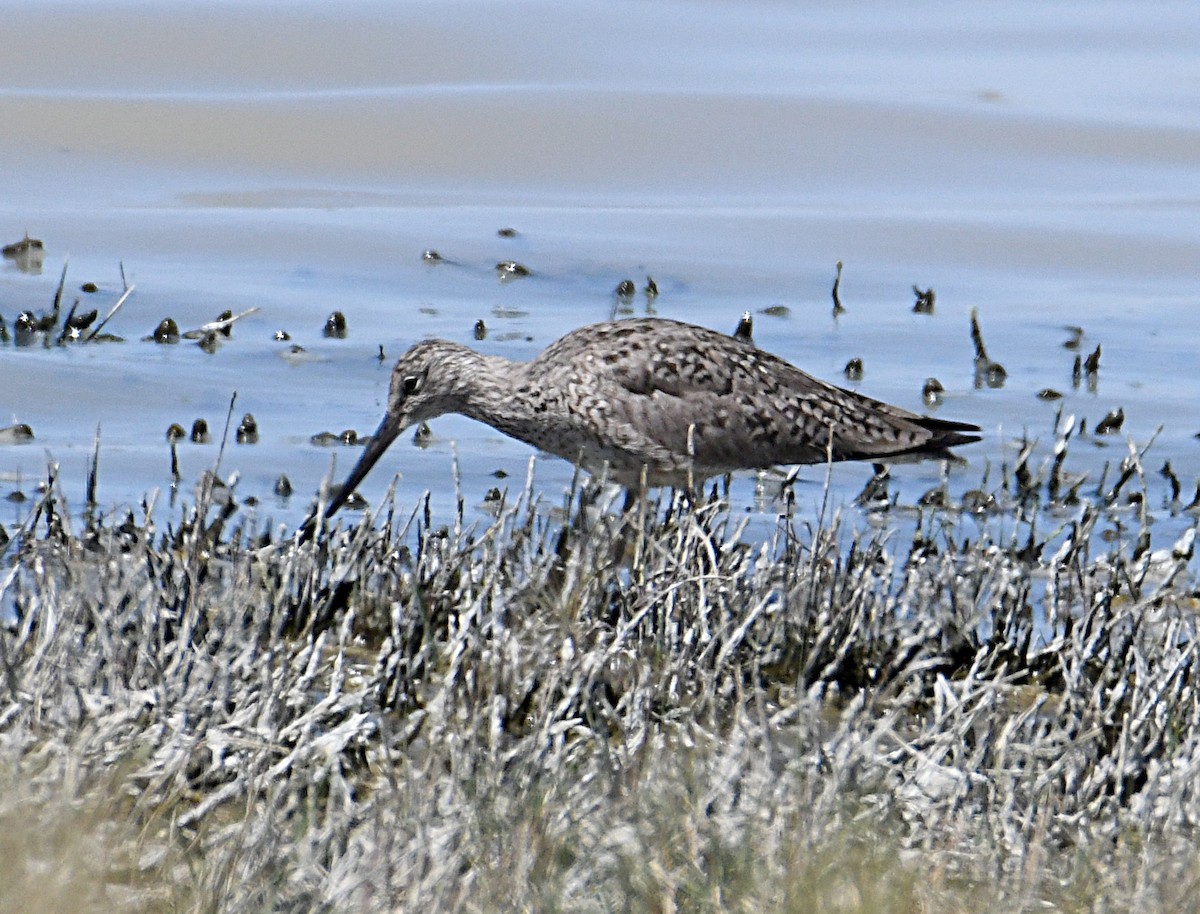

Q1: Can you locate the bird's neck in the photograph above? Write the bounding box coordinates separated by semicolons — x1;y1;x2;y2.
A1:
452;351;550;443
454;350;525;420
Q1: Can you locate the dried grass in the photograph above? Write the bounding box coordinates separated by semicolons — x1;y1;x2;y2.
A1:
1;446;1199;912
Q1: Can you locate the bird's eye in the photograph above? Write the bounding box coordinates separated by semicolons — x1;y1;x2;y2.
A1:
401;374;423;395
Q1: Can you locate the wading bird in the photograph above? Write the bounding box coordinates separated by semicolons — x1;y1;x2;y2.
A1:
318;317;979;518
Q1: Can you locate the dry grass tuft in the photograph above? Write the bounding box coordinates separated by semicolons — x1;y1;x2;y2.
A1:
1;450;1199;912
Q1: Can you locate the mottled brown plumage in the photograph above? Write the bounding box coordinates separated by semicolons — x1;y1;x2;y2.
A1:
321;318;979;516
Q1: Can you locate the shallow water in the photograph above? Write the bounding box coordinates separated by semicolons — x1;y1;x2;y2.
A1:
1;1;1198;547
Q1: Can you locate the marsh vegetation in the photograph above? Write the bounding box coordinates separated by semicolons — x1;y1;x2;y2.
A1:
1;441;1198;912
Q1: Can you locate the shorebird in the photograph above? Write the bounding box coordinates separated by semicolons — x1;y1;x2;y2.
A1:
318;317;979;518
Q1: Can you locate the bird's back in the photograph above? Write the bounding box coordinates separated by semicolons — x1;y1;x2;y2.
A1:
524;318;978;481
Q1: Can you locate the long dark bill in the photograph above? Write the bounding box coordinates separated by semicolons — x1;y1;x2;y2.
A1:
321;412;405;519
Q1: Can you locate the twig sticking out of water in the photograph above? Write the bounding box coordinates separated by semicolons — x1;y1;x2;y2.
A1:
83;284;136;342
831;261;845;316
181;307;260;339
86;425;101;511
970;308;1007;388
55;300;79;346
970;308;989;362
50;258;68;327
912;284;935;314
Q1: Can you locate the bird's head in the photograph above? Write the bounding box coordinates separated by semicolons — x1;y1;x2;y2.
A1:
320;339;478;518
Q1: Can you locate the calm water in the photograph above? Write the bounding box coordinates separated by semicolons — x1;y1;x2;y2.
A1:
1;1;1198;544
